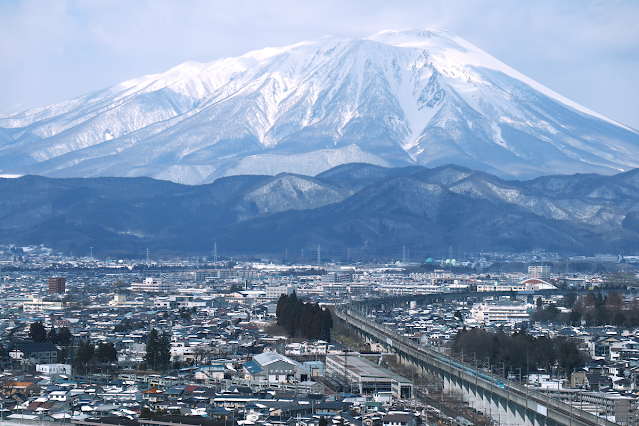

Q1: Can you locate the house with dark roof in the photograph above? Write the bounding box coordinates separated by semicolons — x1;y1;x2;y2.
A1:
6;341;58;364
382;414;417;426
315;401;348;415
585;374;612;391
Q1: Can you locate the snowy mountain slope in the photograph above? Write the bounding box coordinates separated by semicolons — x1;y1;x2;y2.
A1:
1;30;638;183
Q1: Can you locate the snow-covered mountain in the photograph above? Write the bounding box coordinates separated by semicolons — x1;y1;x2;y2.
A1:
1;29;638;184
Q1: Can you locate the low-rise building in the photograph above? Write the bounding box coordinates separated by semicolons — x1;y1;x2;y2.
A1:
326;354;413;399
471;302;530;324
243;352;311;383
131;277;175;293
36;363;71;374
7;341;59;364
22;297;64;313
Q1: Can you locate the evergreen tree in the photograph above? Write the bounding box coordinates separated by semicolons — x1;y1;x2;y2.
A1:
58;326;73;345
145;329;160;370
76;339;95;364
145;329;171;371
29;321;47;342
95;342;117;363
158;331;172;370
57;347;69;363
47;326;59;344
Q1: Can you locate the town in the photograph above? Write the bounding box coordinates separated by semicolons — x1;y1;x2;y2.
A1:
0;245;637;426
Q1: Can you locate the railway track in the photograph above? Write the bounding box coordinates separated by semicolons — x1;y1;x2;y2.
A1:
338;308;613;426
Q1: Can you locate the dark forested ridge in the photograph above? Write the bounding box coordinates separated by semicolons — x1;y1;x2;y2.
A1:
2;164;639;257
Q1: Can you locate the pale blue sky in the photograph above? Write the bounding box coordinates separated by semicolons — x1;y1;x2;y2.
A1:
1;0;638;128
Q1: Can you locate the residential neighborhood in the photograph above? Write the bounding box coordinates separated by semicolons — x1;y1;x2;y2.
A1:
0;247;637;424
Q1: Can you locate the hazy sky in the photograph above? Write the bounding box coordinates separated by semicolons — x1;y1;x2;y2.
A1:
1;0;638;128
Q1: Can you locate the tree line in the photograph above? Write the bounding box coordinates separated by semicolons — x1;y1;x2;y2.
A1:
28;321;172;371
530;289;639;327
27;321;117;369
570;290;639;326
276;293;333;341
452;327;585;380
28;320;73;345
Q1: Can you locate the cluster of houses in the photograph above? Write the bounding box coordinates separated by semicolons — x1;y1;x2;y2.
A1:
0;355;430;426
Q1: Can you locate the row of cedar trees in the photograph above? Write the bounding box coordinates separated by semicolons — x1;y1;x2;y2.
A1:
276;293;333;341
28;320;117;366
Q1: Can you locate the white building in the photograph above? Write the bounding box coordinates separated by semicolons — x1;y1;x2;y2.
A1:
476;279;556;293
23;297;64;313
243;352;311;383
131;277;175;293
263;285;295;300
471;302;530;324
36;363;71;375
109;294;152;308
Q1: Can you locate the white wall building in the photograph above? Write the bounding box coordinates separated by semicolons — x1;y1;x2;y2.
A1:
471;302;530;324
36;363;72;375
263;285;295;300
23;297;64;313
131;277;175;293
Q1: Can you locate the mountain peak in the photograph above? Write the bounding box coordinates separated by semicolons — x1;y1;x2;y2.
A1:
0;30;637;184
367;28;460;45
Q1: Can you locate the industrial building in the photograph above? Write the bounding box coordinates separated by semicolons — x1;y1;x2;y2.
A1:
243;352;311;383
325;354;413;398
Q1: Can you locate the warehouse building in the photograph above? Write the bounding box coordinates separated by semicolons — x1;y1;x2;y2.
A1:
326;354;413;398
243;352;311;383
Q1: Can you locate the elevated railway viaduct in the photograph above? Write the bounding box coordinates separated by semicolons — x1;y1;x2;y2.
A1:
336;290;622;426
